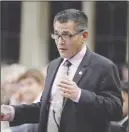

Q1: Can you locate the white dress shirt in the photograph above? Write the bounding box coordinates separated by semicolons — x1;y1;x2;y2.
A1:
51;44;87;102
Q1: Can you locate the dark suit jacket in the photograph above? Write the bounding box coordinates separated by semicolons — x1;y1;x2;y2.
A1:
110;122;126;132
10;48;123;132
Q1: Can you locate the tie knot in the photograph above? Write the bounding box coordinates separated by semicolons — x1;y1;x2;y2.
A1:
63;60;72;67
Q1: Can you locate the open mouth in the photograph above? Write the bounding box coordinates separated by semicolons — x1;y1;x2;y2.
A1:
59;48;68;51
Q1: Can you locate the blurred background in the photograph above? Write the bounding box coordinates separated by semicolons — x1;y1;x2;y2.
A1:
1;1;128;69
0;1;128;132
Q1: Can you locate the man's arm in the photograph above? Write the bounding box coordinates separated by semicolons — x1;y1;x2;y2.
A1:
9;102;41;126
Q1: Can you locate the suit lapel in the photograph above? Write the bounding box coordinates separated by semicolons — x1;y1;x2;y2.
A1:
42;57;63;106
73;47;92;84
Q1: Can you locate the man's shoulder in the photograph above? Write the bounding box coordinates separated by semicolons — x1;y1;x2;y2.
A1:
47;57;63;70
90;51;116;69
49;57;62;65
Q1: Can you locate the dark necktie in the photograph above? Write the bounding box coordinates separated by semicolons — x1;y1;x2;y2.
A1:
63;60;72;105
63;60;72;75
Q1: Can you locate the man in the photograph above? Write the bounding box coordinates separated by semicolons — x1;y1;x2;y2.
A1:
1;9;123;132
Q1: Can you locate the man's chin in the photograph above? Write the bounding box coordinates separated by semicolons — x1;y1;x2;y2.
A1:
60;54;70;59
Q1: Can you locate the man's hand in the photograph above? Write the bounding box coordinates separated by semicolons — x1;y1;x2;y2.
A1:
58;76;80;101
0;105;14;121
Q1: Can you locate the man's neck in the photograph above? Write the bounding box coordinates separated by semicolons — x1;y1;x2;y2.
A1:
64;43;87;60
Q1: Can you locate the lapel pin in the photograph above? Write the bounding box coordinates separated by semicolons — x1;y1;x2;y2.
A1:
79;71;82;75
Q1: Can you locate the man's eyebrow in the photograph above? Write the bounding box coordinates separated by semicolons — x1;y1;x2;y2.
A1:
62;31;70;34
54;30;70;34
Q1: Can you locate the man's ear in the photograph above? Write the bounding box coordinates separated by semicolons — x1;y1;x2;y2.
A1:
82;32;88;39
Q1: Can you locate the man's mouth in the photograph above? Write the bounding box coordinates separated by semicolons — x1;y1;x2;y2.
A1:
59;48;68;51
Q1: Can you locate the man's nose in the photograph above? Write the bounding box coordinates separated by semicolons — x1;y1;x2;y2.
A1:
58;37;65;45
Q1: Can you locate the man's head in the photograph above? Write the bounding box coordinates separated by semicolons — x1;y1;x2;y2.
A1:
52;9;88;59
121;81;128;117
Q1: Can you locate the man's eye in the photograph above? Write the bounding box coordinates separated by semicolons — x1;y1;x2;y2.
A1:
53;31;58;34
53;34;59;37
62;34;70;36
54;33;58;35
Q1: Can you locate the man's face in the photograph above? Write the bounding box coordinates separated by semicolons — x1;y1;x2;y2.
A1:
53;21;88;59
122;91;128;117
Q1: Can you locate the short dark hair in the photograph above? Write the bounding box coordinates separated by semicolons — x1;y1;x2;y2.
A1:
120;81;128;93
53;9;88;32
